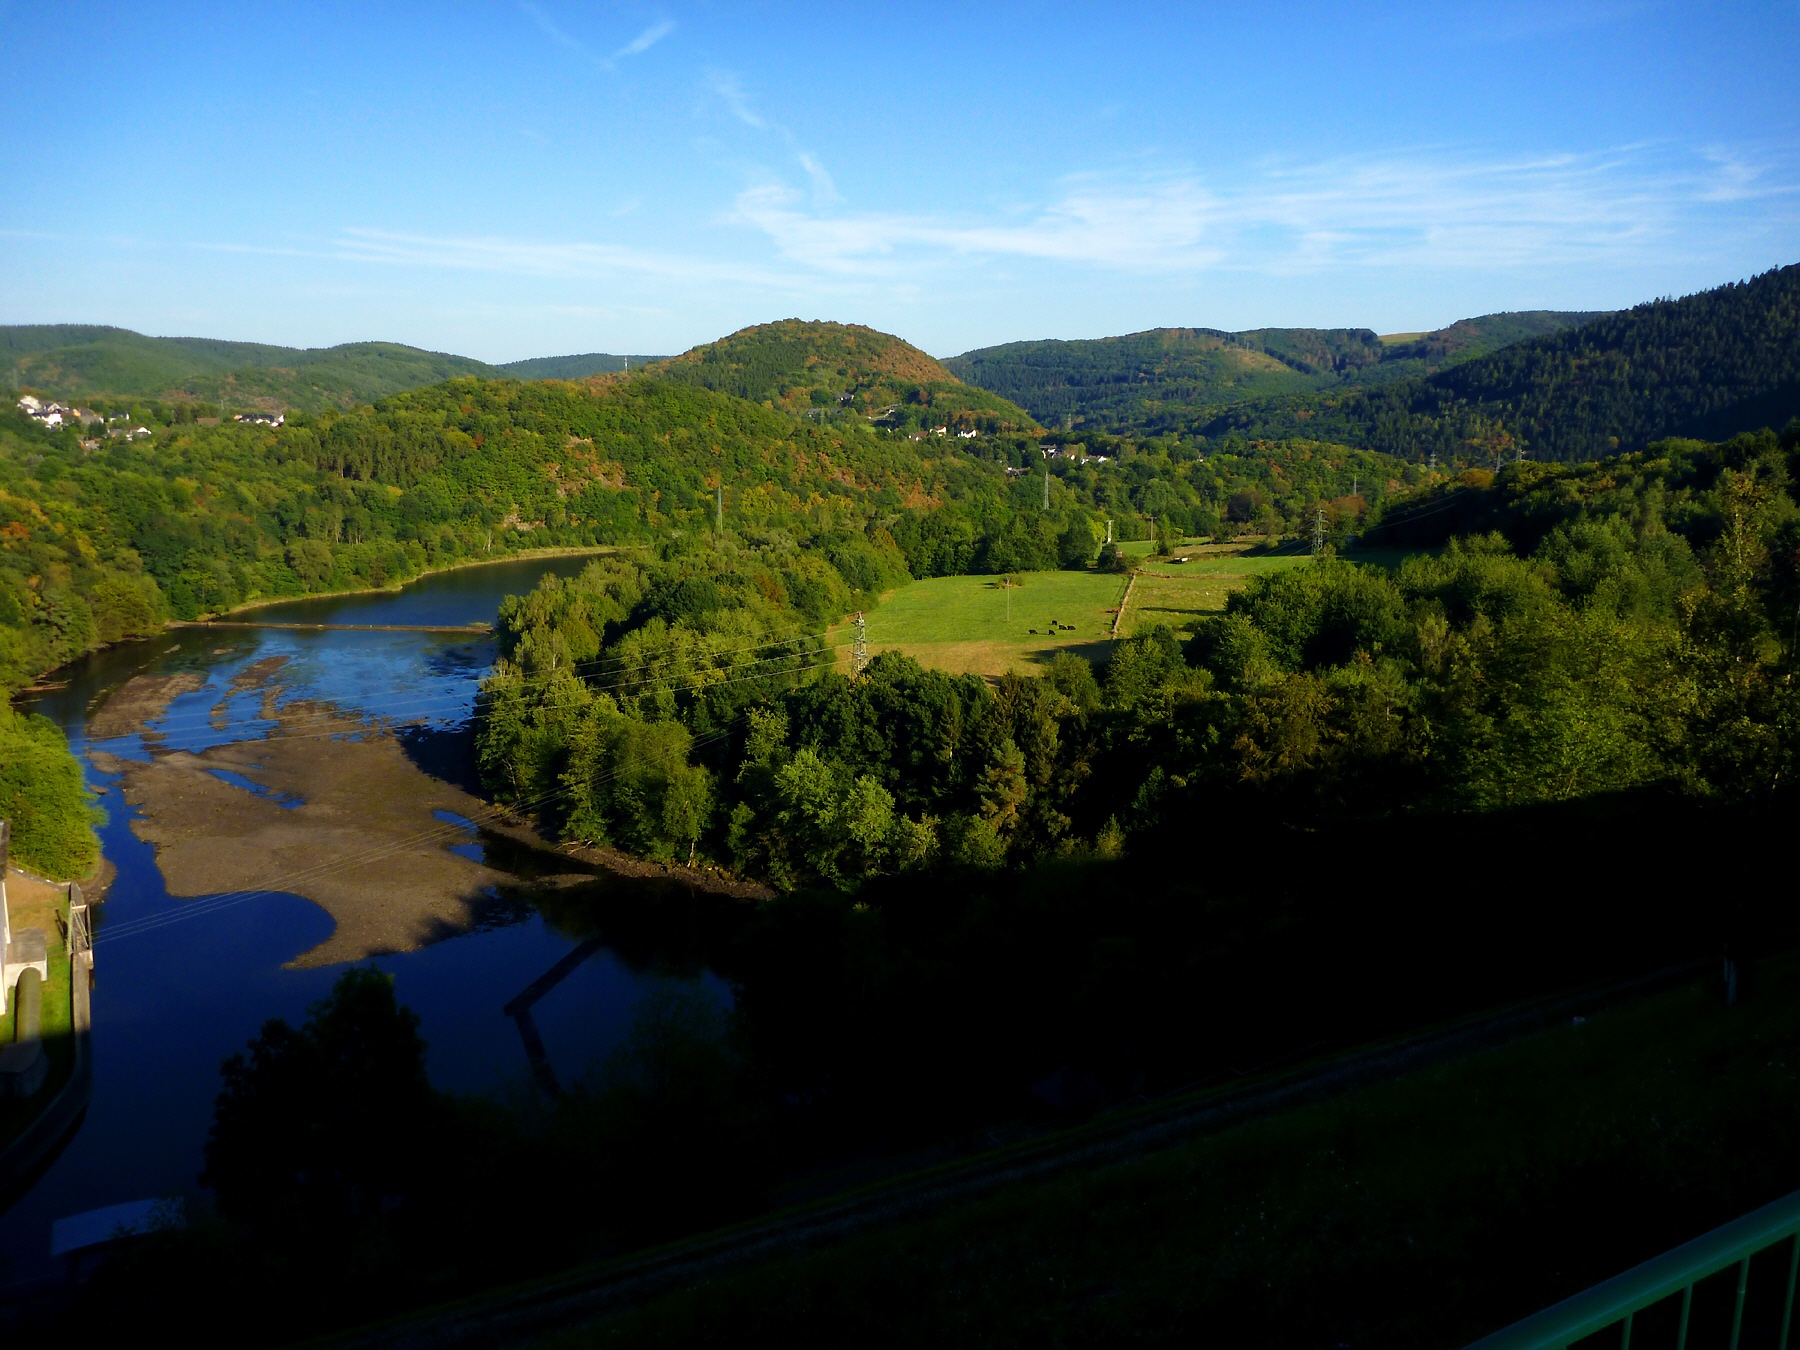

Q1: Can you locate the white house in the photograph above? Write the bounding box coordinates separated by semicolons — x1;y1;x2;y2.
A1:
16;395;42;415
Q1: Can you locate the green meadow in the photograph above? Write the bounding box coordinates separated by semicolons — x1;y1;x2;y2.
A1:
856;571;1129;676
852;541;1335;676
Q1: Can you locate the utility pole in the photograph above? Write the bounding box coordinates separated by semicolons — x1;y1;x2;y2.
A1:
1351;475;1358;499
716;483;723;531
1311;505;1328;554
1106;519;1113;544
1005;576;1012;623
852;611;868;676
1042;465;1050;511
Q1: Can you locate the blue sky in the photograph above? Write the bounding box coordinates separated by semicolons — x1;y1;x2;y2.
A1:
3;2;1797;361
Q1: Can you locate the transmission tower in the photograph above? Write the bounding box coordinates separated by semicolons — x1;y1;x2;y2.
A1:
1043;465;1050;511
1311;505;1328;553
852;611;868;677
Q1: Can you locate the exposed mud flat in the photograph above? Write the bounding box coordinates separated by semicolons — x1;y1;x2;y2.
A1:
89;692;593;967
86;671;208;741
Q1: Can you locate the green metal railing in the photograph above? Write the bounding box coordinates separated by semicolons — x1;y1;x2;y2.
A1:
1467;1188;1800;1349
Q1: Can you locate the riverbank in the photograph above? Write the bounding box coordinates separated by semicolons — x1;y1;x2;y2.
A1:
205;544;618;620
84;652;766;967
9;547;617;695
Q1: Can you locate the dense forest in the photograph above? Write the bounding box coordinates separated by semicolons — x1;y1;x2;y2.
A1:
1200;264;1800;462
0;365;1386;872
4;268;1795;873
944;312;1600;432
477;423;1800;884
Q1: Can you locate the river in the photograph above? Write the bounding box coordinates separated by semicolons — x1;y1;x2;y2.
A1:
0;554;730;1282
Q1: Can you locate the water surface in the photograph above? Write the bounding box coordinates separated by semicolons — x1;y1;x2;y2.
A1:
1;554;728;1283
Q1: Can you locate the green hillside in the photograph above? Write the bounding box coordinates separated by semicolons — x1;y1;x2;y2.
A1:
646;319;1039;432
0;325;503;412
944;312;1602;432
1205;265;1800;462
498;352;668;380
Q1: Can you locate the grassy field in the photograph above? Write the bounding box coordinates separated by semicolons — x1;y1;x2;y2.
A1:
849;570;1130;676
554;954;1800;1349
1119;538;1310;638
845;540;1405;676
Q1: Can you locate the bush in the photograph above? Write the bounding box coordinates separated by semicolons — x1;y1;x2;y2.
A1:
0;704;98;878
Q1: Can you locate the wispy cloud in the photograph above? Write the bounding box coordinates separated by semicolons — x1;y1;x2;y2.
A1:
1442;0;1647;46
521;3;673;72
729;144;1799;278
733;176;1219;274
614;20;674;60
330;227;793;289
796;152;840;206
707;70;765;128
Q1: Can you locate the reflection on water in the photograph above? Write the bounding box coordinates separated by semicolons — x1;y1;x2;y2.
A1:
0;554;733;1283
206;769;304;810
433;810;485;863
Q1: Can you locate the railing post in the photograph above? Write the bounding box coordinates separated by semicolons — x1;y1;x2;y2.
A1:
1731;1256;1751;1350
1781;1236;1799;1350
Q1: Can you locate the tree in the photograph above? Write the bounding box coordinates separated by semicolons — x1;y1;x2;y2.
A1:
202;967;433;1247
1057;517;1097;569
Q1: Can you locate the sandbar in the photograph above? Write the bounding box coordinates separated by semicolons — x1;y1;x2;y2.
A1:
91;692;581;967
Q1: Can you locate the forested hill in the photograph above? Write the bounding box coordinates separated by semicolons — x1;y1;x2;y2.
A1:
1;325;505;412
0;373;1018;687
944;311;1601;432
642;319;1039;432
498;352;668;380
1207;264;1800;462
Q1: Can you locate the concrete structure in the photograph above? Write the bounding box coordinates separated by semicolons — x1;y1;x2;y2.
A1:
0;821;49;1015
0;820;52;1099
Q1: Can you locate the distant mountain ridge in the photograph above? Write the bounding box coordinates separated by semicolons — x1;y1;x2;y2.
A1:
1201;264;1800;462
0;326;672;413
0;325;505;412
643;319;1039;432
498;352;669;380
944;311;1605;432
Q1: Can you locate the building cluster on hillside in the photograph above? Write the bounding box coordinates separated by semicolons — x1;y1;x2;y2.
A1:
1040;444;1110;464
16;395;150;440
233;411;283;427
